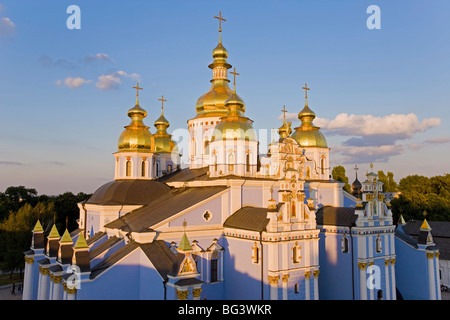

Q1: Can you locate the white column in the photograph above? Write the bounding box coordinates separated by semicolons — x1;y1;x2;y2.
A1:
384;259;391;300
52;276;63;300
313;270;319;300
435;253;442;300
390;259;396;300
304;271;311;300
359;263;367;300
369;262;374;300
268;275;279;300
38;267;50;300
282;274;289;300
427;252;436;300
22;257;34;300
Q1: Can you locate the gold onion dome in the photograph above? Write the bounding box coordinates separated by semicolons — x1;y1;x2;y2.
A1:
153;96;178;153
117;84;154;152
195;13;234;117
290;83;327;148
212;84;257;142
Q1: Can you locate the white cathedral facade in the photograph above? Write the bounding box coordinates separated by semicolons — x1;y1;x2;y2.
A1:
22;14;441;301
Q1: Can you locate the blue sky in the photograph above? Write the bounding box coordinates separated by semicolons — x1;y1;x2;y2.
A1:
0;0;449;195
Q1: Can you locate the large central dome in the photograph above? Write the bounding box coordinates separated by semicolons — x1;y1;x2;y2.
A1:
195;34;234;118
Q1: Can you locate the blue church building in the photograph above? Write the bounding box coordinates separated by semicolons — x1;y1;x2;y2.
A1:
22;13;441;301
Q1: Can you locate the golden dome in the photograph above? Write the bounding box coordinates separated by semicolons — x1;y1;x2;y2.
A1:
153;100;178;153
195;33;233;118
211;92;257;142
290;87;328;148
118;103;154;152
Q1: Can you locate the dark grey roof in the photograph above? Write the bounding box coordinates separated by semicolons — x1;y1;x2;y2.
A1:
316;206;357;227
224;206;277;232
90;240;178;281
105;186;228;232
159;167;209;183
140;241;177;280
86;179;171;205
159;167;278;183
174;278;203;287
400;220;450;260
90;241;140;279
86;231;107;245
89;236;122;260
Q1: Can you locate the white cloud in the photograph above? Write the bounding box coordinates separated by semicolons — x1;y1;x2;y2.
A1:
332;144;405;164
57;77;91;88
319;113;440;139
0;16;15;37
96;70;140;91
85;53;115;63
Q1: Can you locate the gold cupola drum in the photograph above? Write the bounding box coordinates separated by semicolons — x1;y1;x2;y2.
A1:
117;83;154;153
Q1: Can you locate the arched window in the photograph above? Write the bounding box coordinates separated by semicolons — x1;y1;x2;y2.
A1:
126;160;131;177
228;153;234;172
321;157;325;175
213;152;218;171
141;161;146;177
246;153;250;172
306;166;311;179
204;140;210;154
341;235;349;253
291;202;296;218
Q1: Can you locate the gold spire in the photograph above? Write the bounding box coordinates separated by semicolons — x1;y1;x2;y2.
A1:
48;223;60;239
420;210;431;230
281;105;287;125
33;220;44;233
278;105;292;139
74;232;89;250
229;67;239;92
132;82;143;105
60;228;73;244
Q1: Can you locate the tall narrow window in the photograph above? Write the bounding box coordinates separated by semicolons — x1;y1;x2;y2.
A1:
210;259;218;283
341;235;349;253
321;157;325;175
228;153;234;172
141;161;146;177
291;202;296;218
246;153;250;172
306;166;311;179
204;140;210;154
126;160;131;177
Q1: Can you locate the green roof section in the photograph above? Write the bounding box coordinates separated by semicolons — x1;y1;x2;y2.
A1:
60;229;73;244
32;220;44;233
74;232;89;249
48;224;60;239
178;232;192;251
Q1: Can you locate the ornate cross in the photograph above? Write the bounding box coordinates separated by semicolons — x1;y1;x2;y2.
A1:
133;83;143;97
230;67;239;91
281;105;287;123
214;11;226;32
302;83;310;99
158;95;167;114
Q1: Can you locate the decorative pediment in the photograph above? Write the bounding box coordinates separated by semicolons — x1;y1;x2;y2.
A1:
206;238;224;253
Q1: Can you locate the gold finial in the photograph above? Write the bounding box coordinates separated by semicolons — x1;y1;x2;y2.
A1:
158;95;167;116
370;162;374;170
302;83;310;106
423;210;428;218
133;83;143;105
214;11;226;33
281;105;287;125
230;67;239;92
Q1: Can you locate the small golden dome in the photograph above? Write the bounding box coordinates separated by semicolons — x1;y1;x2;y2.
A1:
118;103;153;152
211;92;257;142
290;99;328;148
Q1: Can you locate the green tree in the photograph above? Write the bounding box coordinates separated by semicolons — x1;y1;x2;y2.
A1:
377;170;398;193
0;202;55;276
332;165;351;193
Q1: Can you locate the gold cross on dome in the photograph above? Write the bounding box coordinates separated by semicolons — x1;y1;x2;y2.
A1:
302;83;310;99
281;105;287;123
214;11;226;32
158;95;167;114
230;67;239;91
133;83;143;97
